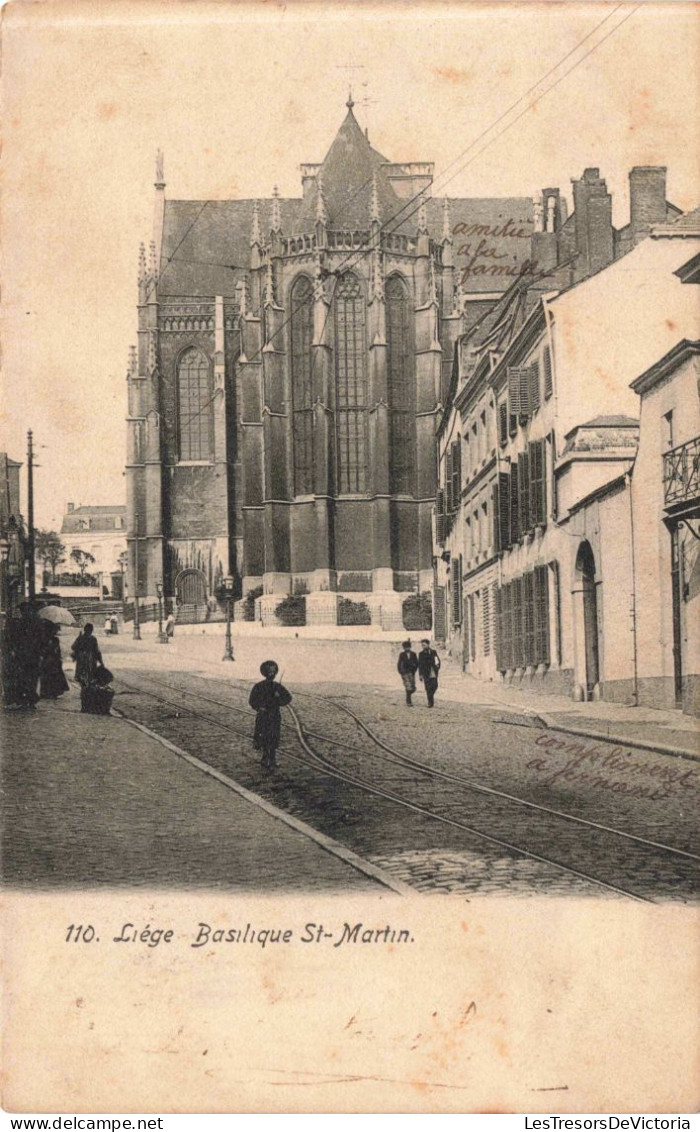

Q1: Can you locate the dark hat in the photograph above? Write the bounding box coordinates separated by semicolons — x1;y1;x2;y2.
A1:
260;660;279;676
421;638;430;645
402;639;412;649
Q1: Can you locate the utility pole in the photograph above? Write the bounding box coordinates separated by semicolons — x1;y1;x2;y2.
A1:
132;509;141;640
27;430;35;602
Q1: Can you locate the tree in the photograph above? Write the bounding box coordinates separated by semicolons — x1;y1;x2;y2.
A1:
34;529;66;584
70;547;96;580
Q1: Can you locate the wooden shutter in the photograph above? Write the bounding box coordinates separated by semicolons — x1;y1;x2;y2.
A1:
508;366;521;416
436;488;445;545
523;570;536;666
445;448;453;516
543;345;553;399
529;362;541;415
452;439;461;514
518;451;530;533
469;592;476;661
495;586;503;669
512;576;524;668
499;402;508;446
497;472;510;552
510;461;520;544
534;564;551;664
529;439;546;527
483;586;491;656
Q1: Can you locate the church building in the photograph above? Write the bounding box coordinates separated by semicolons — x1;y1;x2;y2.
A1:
126;100;533;622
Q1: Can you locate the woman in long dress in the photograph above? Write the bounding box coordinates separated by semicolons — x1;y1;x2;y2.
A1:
249;660;292;771
39;622;70;699
71;623;103;687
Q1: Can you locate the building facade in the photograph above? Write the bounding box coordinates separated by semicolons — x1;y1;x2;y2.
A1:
60;503;127;584
0;453;27;627
126;102;536;622
436;182;699;712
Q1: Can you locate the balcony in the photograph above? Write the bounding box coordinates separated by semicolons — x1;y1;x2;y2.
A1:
663;436;700;507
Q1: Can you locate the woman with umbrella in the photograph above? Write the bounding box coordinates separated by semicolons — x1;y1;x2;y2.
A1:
71;623;103;688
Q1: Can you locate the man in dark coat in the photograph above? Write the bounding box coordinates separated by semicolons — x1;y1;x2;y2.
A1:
71;623;103;687
397;639;419;706
12;603;44;709
249;660;292;771
417;638;441;708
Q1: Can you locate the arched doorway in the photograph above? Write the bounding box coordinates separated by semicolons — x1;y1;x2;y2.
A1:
575;541;599;697
175;569;207;606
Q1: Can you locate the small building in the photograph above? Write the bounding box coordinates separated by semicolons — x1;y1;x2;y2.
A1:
60;503;127;585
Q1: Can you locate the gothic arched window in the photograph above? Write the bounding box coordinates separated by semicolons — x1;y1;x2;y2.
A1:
386;275;414;494
334;272;367;493
177;348;212;461
290;275;314;494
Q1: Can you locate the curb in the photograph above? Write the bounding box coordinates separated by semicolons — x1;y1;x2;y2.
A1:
536;715;699;763
113;709;414;896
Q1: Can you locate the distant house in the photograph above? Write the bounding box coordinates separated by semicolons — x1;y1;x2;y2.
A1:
60;503;127;582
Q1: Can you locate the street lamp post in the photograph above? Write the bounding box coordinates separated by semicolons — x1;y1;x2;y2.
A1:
156;581;168;644
223;574;235;661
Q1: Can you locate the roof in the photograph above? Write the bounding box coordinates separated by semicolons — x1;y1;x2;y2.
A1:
579;415;639;429
630;339;700;395
65;505;126;515
652;204;700;237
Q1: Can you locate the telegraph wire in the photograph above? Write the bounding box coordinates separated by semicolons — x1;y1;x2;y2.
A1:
170;5;639;433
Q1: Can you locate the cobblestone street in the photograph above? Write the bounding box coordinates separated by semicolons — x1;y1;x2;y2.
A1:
4;629;695;901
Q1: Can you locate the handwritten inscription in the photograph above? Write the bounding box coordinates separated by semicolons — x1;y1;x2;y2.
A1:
454;215;533;286
527;733;698;801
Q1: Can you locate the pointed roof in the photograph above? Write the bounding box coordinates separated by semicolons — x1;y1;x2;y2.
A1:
303;106;404;231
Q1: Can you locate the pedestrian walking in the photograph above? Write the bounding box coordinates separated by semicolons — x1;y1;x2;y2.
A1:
11;602;44;709
397;638;418;706
249;660;292;771
165;612;175;639
71;623;103;688
39;622;70;700
103;612;113;634
417;638;441;708
110;613;119;635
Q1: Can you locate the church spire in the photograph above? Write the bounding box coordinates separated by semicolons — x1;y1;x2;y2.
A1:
250;200;262;248
270;186;282;234
155;148;165;190
442;197;452;243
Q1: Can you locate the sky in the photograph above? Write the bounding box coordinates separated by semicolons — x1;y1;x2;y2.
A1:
1;0;698;531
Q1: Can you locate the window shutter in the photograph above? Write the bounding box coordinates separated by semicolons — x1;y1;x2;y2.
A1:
445;449;453;516
503;583;513;670
499;402;508;446
534;564;551;665
469;592;476;661
523;570;536;666
495;586;503;669
529;362;541;415
508;366;521;416
519;367;531;418
529;439;546;527
543;346;553;400
518;451;530;533
497;472;510;552
452;439;461;514
483;586;491;656
512;576;524;668
510;461;520;544
436;489;445;545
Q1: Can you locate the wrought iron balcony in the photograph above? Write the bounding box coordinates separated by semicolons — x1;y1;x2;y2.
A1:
663;436;700;506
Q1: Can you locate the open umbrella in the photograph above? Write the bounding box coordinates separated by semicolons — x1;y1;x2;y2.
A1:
37;605;77;627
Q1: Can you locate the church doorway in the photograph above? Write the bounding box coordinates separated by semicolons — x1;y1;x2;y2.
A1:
175;569;208;606
575;541;600;697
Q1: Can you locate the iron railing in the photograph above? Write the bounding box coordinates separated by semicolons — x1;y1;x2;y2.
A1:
664;437;700;506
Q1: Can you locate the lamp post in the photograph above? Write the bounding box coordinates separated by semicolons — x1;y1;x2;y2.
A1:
156;581;168;644
223;574;235;661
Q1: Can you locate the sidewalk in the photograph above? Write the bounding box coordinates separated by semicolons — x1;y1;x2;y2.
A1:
1;692;402;892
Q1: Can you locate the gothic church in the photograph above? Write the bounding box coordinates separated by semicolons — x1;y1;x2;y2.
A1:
126;100;533;621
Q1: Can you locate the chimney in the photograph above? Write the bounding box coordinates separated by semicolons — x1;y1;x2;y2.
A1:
67;502;74;513
571;168;613;280
629;166;667;240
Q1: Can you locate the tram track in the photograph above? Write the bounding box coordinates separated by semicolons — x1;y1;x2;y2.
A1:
114;669;699;903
